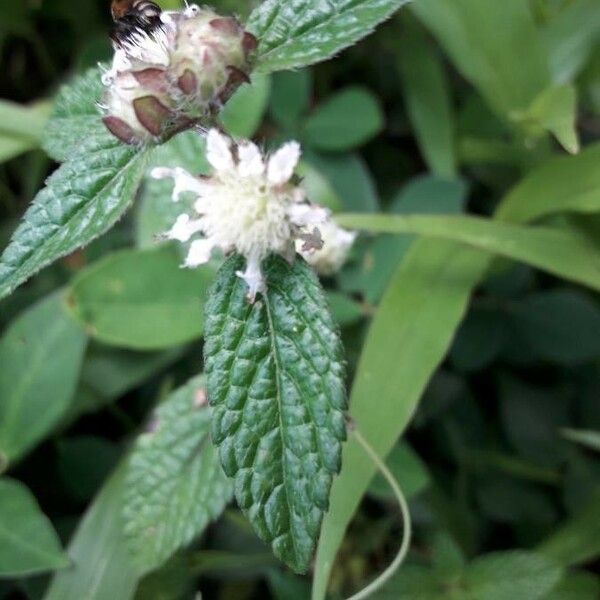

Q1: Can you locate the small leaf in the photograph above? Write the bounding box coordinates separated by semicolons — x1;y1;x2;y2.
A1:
0;293;87;466
396;17;456;177
303;87;384;151
525;84;580;154
368;442;430;500
42;66;110;162
561;428;600;452
270;69;313;128
67;246;214;350
0;139;149;301
136;130;209;248
205;254;347;573
45;467;142;600
539;492;600;567
0;478;69;577
220;73;271;138
248;0;411;72
497;142;600;223
124;376;233;573
465;551;563;600
305;152;379;213
0;99;51;163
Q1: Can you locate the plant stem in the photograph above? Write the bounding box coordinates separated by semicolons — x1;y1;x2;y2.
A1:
344;426;412;600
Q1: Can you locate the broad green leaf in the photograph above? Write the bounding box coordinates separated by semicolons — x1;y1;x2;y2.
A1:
305;152;379;212
397;17;456;177
326;291;364;327
336;213;600;292
248;0;411;72
524;84;580;154
302;87;384;151
508;290;600;365
339;176;467;304
0;135;36;164
73;345;184;418
561;428;600;452
0;99;51;141
42;67;110;162
543;0;600;83
45;467;142;600
124;376;233;572
312;144;600;599
313;240;490;600
0;294;87;466
368;442;430;500
136;130;209;249
0;139;149;301
67;246;214;350
270;69;313;129
412;0;550;118
463;551;562;600
296;162;343;213
0;478;68;577
372;551;562;600
538;493;600;566
497;143;600;223
0;100;51;163
544;572;600;600
268;569;312;600
205;254;347;573
220;73;271;138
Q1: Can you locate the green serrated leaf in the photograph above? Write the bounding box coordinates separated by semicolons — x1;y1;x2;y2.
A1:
248;0;411;72
42;66;110;162
124;376;233;573
0;478;69;577
205;254;347;573
0;139;149;301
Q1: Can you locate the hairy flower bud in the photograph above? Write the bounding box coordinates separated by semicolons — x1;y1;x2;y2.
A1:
101;4;257;144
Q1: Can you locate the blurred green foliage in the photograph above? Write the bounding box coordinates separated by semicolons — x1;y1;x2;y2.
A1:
0;0;599;599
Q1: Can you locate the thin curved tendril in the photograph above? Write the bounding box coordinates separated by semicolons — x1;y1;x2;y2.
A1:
343;426;412;600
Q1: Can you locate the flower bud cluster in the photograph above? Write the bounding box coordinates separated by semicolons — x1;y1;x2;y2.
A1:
101;4;257;145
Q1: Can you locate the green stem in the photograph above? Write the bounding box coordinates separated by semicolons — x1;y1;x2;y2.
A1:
344;425;412;600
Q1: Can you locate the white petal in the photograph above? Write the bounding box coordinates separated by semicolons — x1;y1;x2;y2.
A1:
206;129;234;172
237;142;265;177
167;213;203;242
184;238;215;267
288;203;329;226
236;254;265;301
151;167;206;201
267;141;301;185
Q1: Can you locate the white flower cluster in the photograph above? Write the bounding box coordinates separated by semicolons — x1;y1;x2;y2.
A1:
152;129;355;300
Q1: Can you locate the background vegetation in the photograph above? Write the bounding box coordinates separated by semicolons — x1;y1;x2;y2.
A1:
0;0;599;599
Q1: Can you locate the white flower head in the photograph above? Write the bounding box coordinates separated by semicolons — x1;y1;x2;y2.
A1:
297;220;357;276
152;129;332;301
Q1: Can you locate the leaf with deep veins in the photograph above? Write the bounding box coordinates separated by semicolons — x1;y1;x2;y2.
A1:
248;0;411;72
0;140;149;301
204;254;347;573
